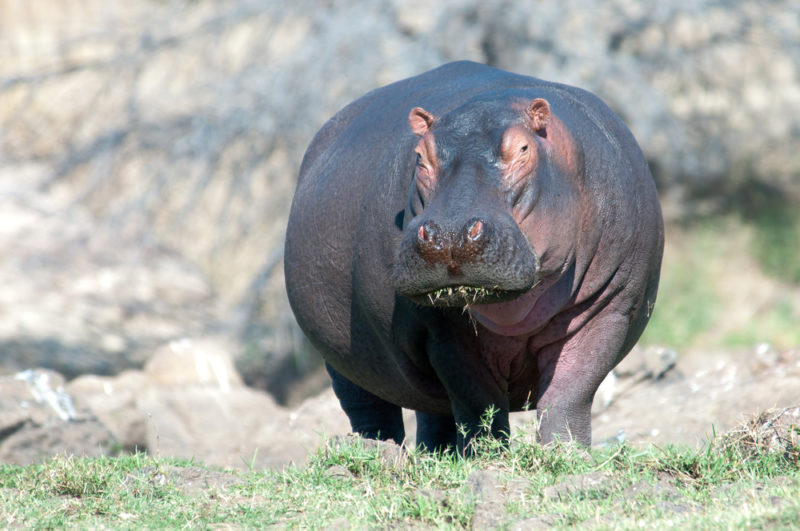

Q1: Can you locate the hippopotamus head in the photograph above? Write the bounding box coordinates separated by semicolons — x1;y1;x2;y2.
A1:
392;94;583;310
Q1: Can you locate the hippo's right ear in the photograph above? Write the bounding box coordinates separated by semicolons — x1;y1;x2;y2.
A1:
409;107;436;136
526;98;551;133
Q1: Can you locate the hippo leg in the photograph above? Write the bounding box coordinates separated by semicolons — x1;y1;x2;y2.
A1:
536;312;628;445
325;363;405;444
450;395;511;455
426;338;511;454
415;411;457;452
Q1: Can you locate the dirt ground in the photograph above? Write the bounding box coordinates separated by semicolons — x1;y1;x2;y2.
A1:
5;340;799;471
589;345;800;448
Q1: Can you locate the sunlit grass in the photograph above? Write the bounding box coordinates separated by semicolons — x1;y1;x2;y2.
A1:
1;409;797;529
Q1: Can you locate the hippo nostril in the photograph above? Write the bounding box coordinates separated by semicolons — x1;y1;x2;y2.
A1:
418;221;441;244
467;220;484;241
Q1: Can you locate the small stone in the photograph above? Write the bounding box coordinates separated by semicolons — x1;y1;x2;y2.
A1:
508;515;556;530
417;487;448;506
324;517;353;531
324;465;352;479
622;478;682;500
769;496;787;508
543;472;612;500
467;469;507;529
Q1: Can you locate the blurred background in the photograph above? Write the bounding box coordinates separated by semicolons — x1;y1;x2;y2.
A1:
1;0;799;408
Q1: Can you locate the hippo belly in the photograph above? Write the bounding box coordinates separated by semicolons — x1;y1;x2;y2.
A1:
284;61;664;453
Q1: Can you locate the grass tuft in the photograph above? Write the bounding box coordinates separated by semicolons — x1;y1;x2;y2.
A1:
711;407;800;471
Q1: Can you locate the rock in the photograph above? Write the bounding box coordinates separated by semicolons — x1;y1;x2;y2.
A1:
467;469;504;501
615;345;679;382
122;465;245;497
768;475;799;489
622;478;683;501
353;437;408;469
0;341;352;470
749;342;783;373
325;518;355;531
0;418;116;466
324;465;353;480
0;369;76;425
592;348;800;447
467;469;507;530
66;339;247;457
66;371;149;452
594;345;680;413
655;500;694;515
136;383;280;470
0;189;223;379
253;387;351;468
416;487;448;506
0;368;119;464
508;516;557;530
504;477;532;503
144;337;244;389
768;496;788;508
542;472;613;500
131;346;348;470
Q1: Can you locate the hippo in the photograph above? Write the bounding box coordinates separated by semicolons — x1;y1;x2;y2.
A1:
284;61;663;453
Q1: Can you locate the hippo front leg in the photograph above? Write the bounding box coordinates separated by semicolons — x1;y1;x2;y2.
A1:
535;312;630;445
415;411;458;453
425;334;511;454
326;363;406;445
451;393;511;454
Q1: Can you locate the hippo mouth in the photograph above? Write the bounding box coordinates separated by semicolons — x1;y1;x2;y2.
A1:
409;284;528;308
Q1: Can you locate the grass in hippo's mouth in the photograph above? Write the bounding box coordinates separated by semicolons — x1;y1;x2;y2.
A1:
426;285;500;306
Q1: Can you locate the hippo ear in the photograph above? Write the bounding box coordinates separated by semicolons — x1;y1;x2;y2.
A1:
526;98;551;132
409;107;436;136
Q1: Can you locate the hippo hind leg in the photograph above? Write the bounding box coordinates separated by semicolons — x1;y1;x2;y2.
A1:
326;363;405;445
415;411;458;453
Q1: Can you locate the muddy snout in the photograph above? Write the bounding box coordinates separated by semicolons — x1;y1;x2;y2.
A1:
393;214;539;306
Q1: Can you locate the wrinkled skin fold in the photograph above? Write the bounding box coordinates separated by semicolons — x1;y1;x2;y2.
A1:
285;61;664;454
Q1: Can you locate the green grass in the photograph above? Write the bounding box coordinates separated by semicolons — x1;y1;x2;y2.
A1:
721;296;799;349
640;213;800;351
736;178;800;285
1;413;797;529
750;206;800;285
639;222;723;349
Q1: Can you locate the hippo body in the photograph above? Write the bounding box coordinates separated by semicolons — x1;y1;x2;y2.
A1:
284;61;663;451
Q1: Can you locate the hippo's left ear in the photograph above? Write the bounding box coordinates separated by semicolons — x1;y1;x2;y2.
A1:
526;98;551;133
409;107;436;136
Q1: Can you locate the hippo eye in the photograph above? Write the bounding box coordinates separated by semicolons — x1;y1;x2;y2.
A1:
415;153;430;174
520;144;528;153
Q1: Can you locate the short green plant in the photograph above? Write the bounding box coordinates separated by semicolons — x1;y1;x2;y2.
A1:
0;410;797;529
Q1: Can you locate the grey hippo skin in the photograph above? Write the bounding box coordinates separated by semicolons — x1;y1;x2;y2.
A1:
284;61;663;453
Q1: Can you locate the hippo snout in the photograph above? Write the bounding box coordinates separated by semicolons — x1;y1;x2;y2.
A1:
415;218;488;277
393;214;539;307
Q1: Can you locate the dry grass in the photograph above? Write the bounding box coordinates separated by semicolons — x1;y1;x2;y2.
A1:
713;406;800;467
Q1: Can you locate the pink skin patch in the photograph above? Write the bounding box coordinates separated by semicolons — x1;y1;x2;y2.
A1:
469;284;552;337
